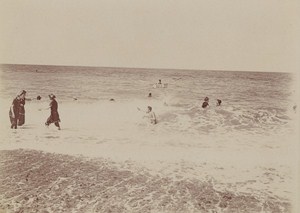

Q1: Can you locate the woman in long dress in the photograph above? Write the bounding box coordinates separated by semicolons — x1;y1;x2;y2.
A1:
45;94;61;130
18;90;27;126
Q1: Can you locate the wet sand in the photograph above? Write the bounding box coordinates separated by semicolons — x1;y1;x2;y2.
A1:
0;149;291;213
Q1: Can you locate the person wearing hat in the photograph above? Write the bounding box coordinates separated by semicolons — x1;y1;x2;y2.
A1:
18;90;27;126
9;93;22;129
45;94;61;130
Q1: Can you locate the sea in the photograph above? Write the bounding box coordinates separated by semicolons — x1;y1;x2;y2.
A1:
0;64;297;135
0;64;299;212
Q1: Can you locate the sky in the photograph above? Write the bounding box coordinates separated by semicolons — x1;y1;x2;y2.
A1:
0;0;299;72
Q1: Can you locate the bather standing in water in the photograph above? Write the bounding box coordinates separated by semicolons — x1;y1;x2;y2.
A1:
137;106;157;124
146;106;157;124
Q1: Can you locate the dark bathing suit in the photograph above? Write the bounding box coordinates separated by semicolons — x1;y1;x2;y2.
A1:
45;99;60;127
18;98;25;126
9;98;20;129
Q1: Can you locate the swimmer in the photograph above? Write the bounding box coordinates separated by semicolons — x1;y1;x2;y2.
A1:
202;97;209;108
216;99;222;106
137;106;157;124
146;106;157;124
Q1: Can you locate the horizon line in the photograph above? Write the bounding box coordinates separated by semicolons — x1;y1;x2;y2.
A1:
0;63;290;74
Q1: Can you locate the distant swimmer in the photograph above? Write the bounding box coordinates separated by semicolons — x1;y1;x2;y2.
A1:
216;99;222;106
153;80;168;88
109;98;115;101
45;94;61;130
148;93;152;98
202;97;209;108
37;95;42;100
73;97;78;101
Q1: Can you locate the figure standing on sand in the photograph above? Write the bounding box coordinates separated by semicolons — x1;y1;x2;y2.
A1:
45;94;61;130
18;90;27;126
9;93;21;129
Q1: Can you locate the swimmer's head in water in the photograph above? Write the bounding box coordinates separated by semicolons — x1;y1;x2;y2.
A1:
147;106;152;112
148;93;152;97
202;101;209;108
37;95;41;100
217;99;222;106
204;97;209;102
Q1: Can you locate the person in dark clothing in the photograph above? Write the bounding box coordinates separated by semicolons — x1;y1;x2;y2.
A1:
202;101;209;108
202;97;209;108
216;99;222;106
9;95;21;129
18;90;27;126
45;94;61;130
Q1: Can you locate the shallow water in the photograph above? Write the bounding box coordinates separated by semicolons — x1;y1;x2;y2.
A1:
0;64;296;136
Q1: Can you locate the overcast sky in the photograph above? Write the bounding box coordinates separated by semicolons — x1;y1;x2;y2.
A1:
1;0;299;72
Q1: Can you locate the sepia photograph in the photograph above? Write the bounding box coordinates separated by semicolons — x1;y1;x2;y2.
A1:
0;1;299;212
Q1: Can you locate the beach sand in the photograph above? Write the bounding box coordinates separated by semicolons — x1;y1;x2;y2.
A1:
0;149;292;213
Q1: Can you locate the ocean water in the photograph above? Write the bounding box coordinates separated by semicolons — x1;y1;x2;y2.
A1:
0;64;299;212
0;64;296;136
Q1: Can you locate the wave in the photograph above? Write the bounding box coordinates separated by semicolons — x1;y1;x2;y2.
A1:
1;97;295;137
